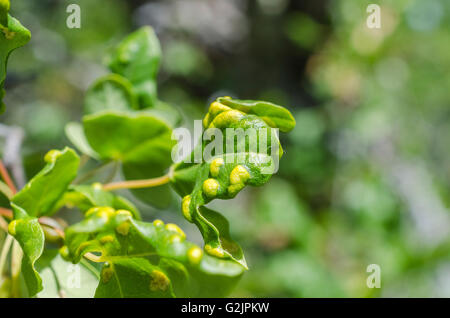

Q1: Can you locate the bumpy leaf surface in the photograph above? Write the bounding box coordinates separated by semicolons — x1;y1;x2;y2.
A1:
63;208;244;297
170;97;295;267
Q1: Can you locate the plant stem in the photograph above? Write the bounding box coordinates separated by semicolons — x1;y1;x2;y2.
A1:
0;207;13;220
102;175;170;191
84;252;103;263
0;160;17;194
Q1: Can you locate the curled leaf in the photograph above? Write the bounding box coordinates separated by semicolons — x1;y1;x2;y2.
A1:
170;97;295;265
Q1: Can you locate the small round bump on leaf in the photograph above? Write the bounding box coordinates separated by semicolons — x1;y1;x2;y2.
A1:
101;266;114;284
149;270;170;292
59;246;70;259
210;158;224;177
8;220;19;236
202;178;220;198
44;150;62;163
99;235;115;244
92;182;103;190
116;209;132;218
97;207;116;220
205;244;225;258
229;165;250;185
153;219;164;227
187;246;203;265
115;221;130;236
165;223;186;239
181;195;192;222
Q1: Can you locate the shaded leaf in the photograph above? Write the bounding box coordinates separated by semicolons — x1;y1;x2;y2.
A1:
84;74;137;115
106;27;160;108
83;110;175;208
65;122;100;159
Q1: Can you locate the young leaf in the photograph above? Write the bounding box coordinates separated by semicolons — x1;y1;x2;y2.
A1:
170;97;295;265
63;208;245;297
106;27;161;108
12;147;80;217
83;110;175;208
0;1;31;113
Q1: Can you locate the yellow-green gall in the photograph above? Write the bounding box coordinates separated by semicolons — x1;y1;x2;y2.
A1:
153;219;164;227
209;110;244;128
230;165;250;185
85;207;100;217
165;223;186;239
205;244;226;258
59;245;70;259
209;101;231;117
0;0;10;12
202;178;220;198
115;221;130;236
101;265;114;284
99;235;115;244
181;195;192;222
97;207;116;220
149;270;170;292
169;234;183;243
44;150;62;163
116;210;133;218
187;246;203;265
203;112;211;128
210;158;224;177
8;220;19;236
92;182;103;190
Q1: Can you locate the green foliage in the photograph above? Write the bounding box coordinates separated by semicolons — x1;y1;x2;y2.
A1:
0;10;295;298
63;207;244;297
0;0;30;113
170;97;295;268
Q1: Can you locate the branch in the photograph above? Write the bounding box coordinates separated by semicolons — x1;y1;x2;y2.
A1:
102;175;170;191
0;160;17;194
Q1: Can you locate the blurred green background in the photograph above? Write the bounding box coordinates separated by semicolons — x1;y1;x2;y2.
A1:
1;0;450;297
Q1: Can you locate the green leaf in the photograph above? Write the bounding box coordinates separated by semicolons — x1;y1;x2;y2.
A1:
0;4;31;113
169;97;295;265
60;184;141;220
216;97;296;133
106;27;161;108
63;208;244;297
7;147;79;296
65;122;100;159
83;110;175;208
84;74;138;115
36;249;99;298
7;209;44;297
11;147;80;217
